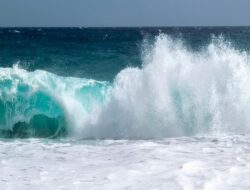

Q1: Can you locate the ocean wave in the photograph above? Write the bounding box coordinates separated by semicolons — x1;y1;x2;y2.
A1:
0;65;110;138
1;34;250;139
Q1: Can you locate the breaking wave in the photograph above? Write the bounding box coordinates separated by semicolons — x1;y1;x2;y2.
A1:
1;34;250;139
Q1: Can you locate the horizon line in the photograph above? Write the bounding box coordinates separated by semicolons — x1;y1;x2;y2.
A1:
0;25;250;28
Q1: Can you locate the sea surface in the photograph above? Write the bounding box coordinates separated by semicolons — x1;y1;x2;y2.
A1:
1;27;250;189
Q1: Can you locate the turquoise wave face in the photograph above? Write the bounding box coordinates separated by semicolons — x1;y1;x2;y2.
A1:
0;66;111;138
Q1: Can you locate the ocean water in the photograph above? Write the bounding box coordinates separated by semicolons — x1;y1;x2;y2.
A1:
1;27;250;189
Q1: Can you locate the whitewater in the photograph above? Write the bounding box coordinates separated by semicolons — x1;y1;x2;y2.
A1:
1;33;250;189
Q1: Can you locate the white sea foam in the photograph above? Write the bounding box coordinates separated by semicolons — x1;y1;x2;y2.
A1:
1;135;250;190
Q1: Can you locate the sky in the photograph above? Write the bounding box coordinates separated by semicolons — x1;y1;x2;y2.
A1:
0;0;250;27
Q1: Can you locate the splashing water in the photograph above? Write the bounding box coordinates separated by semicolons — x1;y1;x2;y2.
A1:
1;35;250;139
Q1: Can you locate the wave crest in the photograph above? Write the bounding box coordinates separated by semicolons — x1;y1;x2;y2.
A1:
82;35;250;139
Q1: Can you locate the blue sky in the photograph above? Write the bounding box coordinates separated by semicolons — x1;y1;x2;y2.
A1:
0;0;249;27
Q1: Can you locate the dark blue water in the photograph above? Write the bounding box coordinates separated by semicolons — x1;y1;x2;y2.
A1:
1;27;250;81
